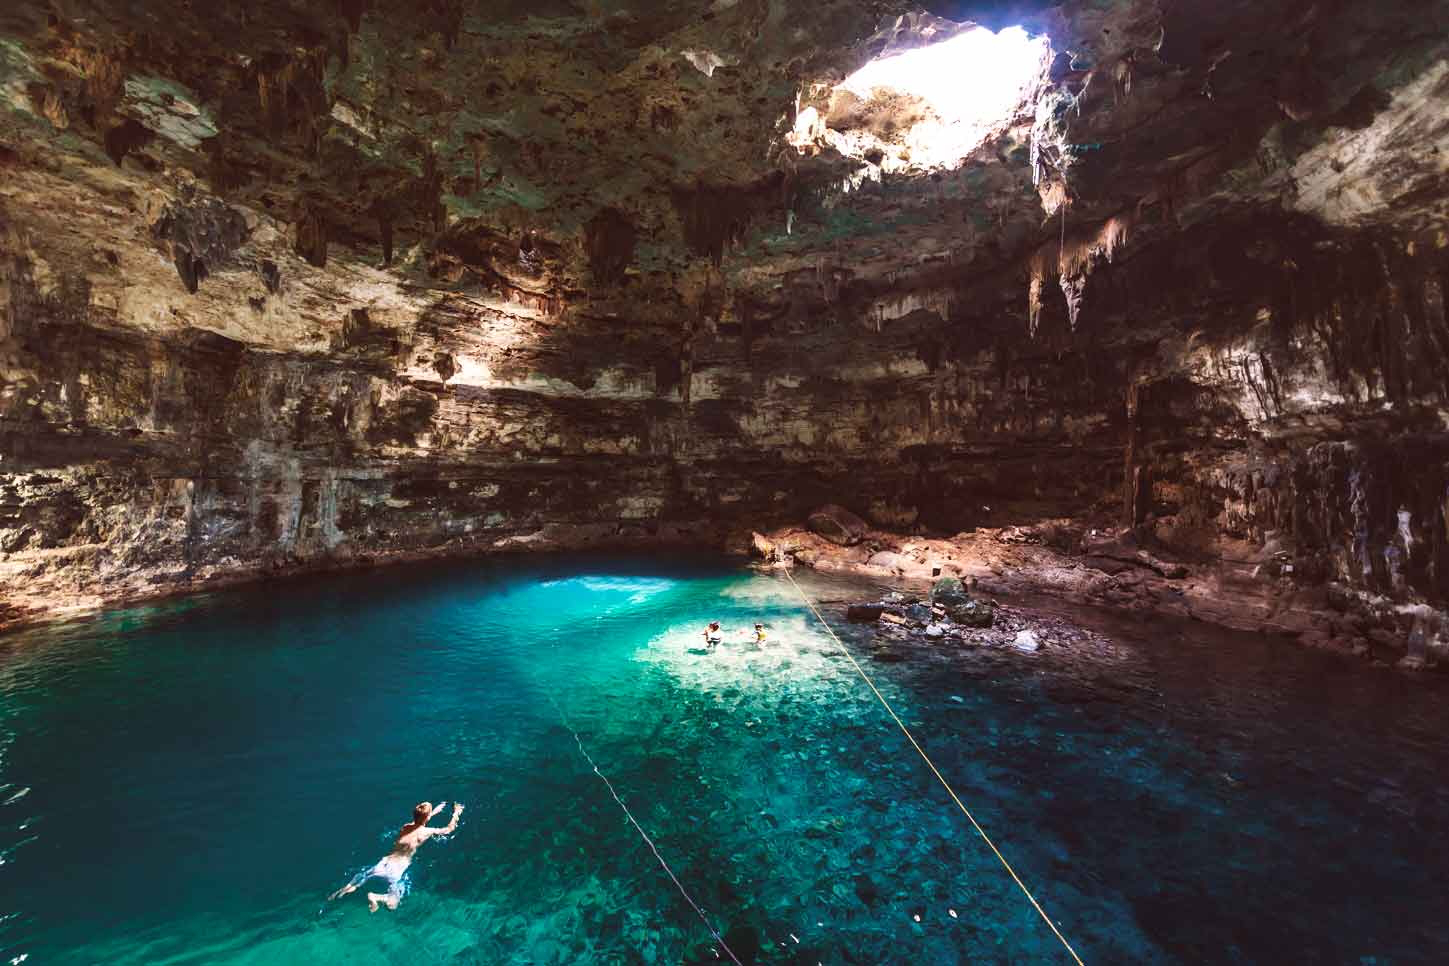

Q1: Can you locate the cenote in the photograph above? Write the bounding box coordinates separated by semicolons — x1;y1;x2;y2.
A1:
2;555;1448;965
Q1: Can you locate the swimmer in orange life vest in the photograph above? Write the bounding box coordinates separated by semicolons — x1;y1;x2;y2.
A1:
328;801;463;911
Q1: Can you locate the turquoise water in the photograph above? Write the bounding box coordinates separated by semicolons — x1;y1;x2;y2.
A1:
2;554;1448;965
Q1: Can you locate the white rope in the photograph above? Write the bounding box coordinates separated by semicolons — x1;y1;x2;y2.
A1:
553;700;744;965
782;568;1086;965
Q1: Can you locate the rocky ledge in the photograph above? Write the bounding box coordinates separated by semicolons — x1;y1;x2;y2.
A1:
753;504;1449;672
836;576;1122;666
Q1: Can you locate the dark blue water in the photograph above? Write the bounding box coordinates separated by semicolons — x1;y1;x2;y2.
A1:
1;554;1447;965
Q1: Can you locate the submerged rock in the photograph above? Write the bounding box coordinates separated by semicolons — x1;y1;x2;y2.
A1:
847;603;885;622
853;873;882;906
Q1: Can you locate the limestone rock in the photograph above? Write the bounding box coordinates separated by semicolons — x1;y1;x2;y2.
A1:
930;576;969;606
807;505;869;547
945;600;995;628
905;603;933;625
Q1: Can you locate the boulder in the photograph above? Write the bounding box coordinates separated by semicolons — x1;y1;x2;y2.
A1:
1013;629;1041;652
930;575;969;606
924;623;946;639
750;531;778;560
945;599;995;628
905;602;933;624
846;603;885;622
807;504;869;546
867;550;912;572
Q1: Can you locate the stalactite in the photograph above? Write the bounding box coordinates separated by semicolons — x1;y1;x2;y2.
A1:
379;215;394;266
29;84;69;130
584;208;636;285
260;260;281;294
295;206;328;268
679;317;695;407
1027;264;1045;338
1114;53;1134;104
338;0;369;34
468;134;489;190
69;45;125;120
421;149;445;234
172;249;207;294
256;48;330;141
671;175;785;265
1122;380;1152;530
1026;211;1136;337
1060;273;1087;330
103;119;153;166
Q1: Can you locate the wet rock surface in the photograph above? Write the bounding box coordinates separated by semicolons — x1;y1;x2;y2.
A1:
759;515;1449;672
0;0;1447;657
823;570;1117;666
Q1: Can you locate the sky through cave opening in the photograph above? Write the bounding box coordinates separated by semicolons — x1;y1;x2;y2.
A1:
792;24;1049;173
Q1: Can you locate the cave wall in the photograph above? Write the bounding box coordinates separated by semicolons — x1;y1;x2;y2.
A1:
0;207;1133;620
2;0;1448;641
10;190;1445;635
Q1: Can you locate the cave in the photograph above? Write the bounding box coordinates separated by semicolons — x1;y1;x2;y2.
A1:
2;0;1449;962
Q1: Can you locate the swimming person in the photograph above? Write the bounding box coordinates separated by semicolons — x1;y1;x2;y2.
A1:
703;621;722;648
328;801;463;911
754;622;767;644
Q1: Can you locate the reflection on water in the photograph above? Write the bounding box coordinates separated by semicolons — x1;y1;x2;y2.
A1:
1;554;1447;965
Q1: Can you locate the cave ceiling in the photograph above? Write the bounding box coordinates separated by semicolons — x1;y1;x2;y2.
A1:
1;0;1445;355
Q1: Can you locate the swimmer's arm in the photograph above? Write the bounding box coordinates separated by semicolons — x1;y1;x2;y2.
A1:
434;802;463;836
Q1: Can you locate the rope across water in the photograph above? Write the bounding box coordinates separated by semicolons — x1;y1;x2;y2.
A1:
551;698;745;966
781;567;1086;965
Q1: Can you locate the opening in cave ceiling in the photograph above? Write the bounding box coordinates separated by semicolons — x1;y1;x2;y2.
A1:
791;25;1049;173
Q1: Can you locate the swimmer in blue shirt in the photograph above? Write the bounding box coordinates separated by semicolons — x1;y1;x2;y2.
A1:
328;801;463;911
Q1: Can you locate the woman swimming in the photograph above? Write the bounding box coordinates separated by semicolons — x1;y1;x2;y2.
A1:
328;800;463;911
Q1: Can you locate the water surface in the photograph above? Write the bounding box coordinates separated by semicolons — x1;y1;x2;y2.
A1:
1;554;1447;964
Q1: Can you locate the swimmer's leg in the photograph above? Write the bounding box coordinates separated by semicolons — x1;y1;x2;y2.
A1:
329;870;368;902
330;862;385;902
367;878;404;912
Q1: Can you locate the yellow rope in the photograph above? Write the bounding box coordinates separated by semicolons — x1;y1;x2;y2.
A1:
782;568;1086;965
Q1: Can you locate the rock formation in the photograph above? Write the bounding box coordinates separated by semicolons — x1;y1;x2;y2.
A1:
1;0;1448;666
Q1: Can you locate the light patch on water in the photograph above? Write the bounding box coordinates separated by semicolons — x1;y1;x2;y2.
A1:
716;575;801;606
633;613;854;697
543;575;678;604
